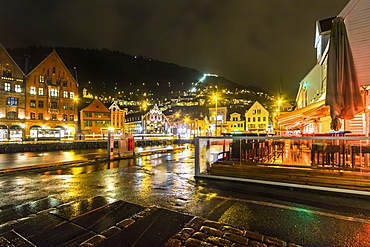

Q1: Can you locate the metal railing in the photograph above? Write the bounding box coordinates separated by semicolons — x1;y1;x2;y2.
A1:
194;136;370;194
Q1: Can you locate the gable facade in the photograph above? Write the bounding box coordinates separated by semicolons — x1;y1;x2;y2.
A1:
0;44;26;140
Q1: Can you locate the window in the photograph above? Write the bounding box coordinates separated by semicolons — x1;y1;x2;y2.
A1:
38;100;44;108
96;121;109;127
38;88;43;95
46;77;52;84
258;117;261;122
30;87;36;95
7;112;17;120
63;114;68;121
51;102;58;109
263;117;266;121
84;120;93;127
70;92;74;99
70;103;75;110
39;76;45;83
252;109;261;114
63;91;68;98
252;117;255;122
3;70;12;77
15;85;21;93
70;115;74;121
85;112;92;117
62;80;67;87
49;88;58;97
248;117;250;122
30;100;36;108
51;114;57;120
30;112;36;120
38;113;43;120
7;97;18;105
63;103;68;110
4;83;10;91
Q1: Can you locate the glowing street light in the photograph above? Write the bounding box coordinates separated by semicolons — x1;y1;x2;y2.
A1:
213;95;218;136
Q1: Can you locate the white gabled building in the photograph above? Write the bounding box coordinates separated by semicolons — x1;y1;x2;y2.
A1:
278;0;370;135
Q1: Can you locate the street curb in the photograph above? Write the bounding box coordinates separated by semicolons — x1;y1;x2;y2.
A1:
0;146;188;174
0;160;89;174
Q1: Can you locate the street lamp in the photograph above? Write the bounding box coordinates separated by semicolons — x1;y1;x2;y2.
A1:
213;95;218;136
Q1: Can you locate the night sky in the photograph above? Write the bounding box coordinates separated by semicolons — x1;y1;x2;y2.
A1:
1;0;350;98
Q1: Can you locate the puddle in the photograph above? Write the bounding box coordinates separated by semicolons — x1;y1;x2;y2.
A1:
41;159;136;175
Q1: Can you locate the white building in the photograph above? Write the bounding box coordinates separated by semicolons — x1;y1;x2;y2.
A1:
278;0;370;135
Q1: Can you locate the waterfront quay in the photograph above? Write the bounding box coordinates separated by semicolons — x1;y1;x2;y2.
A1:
0;138;177;153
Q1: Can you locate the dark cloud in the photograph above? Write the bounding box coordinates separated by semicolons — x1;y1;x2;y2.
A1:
0;0;350;97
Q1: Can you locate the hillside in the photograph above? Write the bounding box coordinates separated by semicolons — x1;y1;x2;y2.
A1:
7;46;268;99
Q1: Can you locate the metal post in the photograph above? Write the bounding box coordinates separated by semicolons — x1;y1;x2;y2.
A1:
107;128;114;159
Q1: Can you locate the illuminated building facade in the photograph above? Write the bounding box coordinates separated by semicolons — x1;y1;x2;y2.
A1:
245;101;270;133
25;50;78;139
0;44;26;140
79;98;111;137
142;104;171;134
278;0;370;135
109;102;126;134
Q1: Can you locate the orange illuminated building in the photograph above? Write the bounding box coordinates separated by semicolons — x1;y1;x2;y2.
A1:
25;50;78;139
79;98;111;137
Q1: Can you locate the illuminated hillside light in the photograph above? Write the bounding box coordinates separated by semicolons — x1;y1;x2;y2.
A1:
197;73;219;85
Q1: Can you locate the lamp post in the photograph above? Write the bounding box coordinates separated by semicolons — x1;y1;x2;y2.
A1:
213;95;218;136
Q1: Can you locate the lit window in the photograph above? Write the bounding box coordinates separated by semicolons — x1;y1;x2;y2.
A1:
7;97;18;105
70;103;75;110
38;88;43;95
4;83;10;91
49;88;58;97
39;76;45;83
30;112;36;120
70;92;74;99
63;91;68;98
30;100;36;108
70;115;74;121
30;87;36;95
63;103;68;110
15;85;21;93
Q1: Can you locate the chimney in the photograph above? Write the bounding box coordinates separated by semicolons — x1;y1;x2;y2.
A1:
24;55;30;74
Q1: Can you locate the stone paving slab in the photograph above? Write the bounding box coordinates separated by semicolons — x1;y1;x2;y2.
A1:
96;208;194;247
28;221;96;246
0;212;64;236
0;230;35;246
0;196;303;246
72;200;144;233
49;196;116;221
0;197;62;225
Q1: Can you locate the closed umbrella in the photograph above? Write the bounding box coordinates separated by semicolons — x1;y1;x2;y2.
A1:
326;17;364;131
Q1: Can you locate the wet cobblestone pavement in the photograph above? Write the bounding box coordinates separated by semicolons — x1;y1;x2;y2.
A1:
0;196;302;247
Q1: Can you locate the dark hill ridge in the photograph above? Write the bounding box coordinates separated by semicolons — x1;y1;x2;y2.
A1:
7;46;266;99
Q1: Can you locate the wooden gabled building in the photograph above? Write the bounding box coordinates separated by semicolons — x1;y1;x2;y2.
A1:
25;50;79;139
0;44;26;140
79;98;111;137
278;0;370;135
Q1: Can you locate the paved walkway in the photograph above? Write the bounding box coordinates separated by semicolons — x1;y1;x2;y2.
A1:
0;196;301;247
